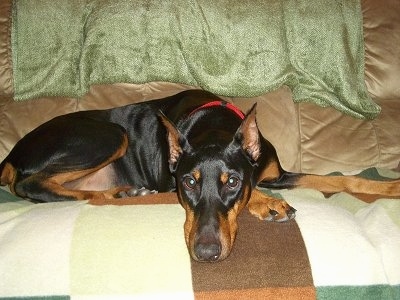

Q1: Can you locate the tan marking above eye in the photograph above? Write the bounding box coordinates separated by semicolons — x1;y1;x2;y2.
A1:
221;173;241;189
220;172;229;185
192;169;201;182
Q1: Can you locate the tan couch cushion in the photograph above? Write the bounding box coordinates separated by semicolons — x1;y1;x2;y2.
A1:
234;89;400;174
1;83;400;175
296;99;400;174
363;0;400;100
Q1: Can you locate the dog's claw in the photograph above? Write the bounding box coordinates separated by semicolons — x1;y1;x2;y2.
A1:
289;206;297;215
118;187;158;198
137;187;158;196
266;202;296;222
269;209;278;216
272;205;296;222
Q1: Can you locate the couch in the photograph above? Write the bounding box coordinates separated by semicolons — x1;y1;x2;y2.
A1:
0;0;399;299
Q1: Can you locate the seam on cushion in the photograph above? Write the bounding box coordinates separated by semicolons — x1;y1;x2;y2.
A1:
361;0;373;98
296;103;304;173
371;117;382;168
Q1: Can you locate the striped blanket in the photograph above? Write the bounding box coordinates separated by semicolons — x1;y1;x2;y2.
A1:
0;168;399;299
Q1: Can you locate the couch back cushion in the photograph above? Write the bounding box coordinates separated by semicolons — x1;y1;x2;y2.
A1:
363;0;400;100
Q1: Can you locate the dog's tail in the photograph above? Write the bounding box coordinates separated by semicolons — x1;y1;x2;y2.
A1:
258;171;400;197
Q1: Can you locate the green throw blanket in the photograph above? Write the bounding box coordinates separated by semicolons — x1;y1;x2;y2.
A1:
12;0;380;119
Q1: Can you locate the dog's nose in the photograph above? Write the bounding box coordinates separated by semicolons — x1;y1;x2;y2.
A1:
194;243;221;262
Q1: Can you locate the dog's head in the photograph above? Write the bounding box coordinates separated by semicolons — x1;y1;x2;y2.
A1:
160;105;261;262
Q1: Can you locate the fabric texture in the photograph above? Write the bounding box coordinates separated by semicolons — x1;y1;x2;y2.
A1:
0;0;13;98
11;0;379;118
363;0;400;100
0;168;399;299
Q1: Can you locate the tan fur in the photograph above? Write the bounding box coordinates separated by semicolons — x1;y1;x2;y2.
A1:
14;133;129;201
296;174;400;197
247;189;294;222
0;162;17;193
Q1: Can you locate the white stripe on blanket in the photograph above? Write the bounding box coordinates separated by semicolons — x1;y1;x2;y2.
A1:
0;201;85;297
279;189;400;287
0;201;194;299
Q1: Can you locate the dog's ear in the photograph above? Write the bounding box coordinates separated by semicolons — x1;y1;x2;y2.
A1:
230;103;261;163
158;111;192;172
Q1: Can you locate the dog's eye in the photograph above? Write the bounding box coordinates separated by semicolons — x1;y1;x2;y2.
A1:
183;176;197;190
227;176;240;189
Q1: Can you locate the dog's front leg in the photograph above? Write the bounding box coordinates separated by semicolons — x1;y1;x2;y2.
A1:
247;189;296;222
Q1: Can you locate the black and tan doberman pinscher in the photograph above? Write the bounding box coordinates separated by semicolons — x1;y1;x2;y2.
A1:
1;90;400;262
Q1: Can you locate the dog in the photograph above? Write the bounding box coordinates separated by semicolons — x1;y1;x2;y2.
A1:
1;90;400;262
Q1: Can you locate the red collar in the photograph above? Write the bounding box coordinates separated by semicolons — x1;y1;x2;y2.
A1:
189;101;245;120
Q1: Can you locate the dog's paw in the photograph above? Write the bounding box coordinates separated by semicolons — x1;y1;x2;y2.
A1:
118;187;158;198
248;193;296;222
265;200;296;222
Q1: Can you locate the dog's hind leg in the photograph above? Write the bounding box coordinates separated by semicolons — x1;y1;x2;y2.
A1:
258;171;400;198
1;115;131;202
7;132;130;202
295;174;400;197
13;162;131;203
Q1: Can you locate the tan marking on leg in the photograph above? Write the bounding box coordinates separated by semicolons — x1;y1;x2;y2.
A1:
17;133;130;202
257;160;281;183
41;178;131;201
51;133;128;186
63;164;117;191
247;189;294;221
0;162;17;194
296;174;400;197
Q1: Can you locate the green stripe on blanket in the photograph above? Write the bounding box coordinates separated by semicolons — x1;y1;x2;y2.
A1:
316;285;400;300
11;0;379;119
